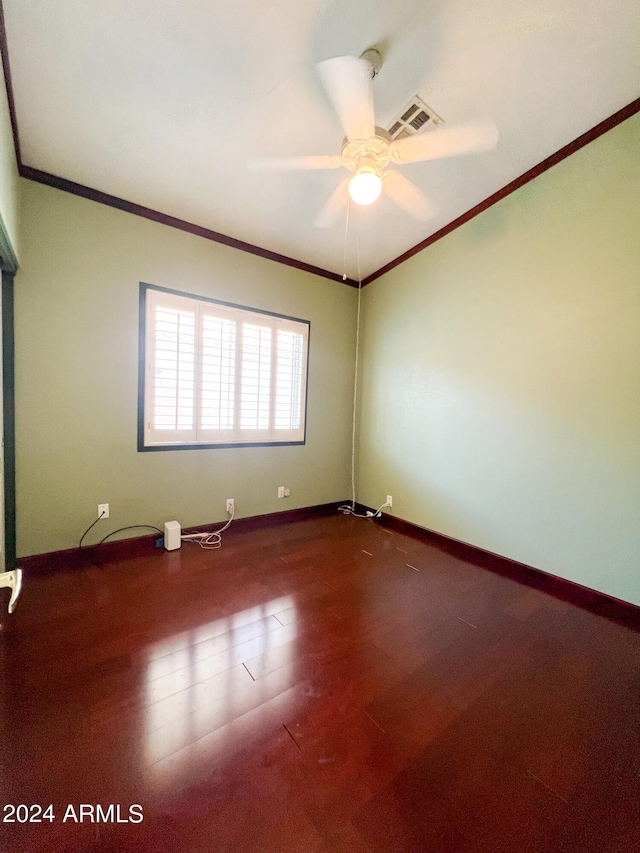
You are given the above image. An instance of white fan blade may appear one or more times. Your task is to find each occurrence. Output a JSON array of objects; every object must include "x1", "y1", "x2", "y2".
[
  {"x1": 316, "y1": 56, "x2": 375, "y2": 141},
  {"x1": 247, "y1": 155, "x2": 342, "y2": 172},
  {"x1": 389, "y1": 120, "x2": 498, "y2": 165},
  {"x1": 383, "y1": 171, "x2": 435, "y2": 221},
  {"x1": 315, "y1": 178, "x2": 350, "y2": 229}
]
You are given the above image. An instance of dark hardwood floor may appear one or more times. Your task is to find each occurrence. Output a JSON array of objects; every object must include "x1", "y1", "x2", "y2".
[{"x1": 1, "y1": 513, "x2": 638, "y2": 852}]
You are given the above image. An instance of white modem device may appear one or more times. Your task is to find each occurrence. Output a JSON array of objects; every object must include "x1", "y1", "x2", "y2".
[{"x1": 164, "y1": 520, "x2": 181, "y2": 551}]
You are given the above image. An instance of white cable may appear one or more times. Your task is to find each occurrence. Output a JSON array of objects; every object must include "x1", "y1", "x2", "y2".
[
  {"x1": 181, "y1": 506, "x2": 235, "y2": 549},
  {"x1": 338, "y1": 502, "x2": 369, "y2": 517},
  {"x1": 339, "y1": 499, "x2": 390, "y2": 519},
  {"x1": 339, "y1": 214, "x2": 369, "y2": 519},
  {"x1": 370, "y1": 500, "x2": 391, "y2": 518},
  {"x1": 352, "y1": 224, "x2": 362, "y2": 508}
]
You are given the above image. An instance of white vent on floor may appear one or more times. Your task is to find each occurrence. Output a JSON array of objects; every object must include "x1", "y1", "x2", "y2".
[{"x1": 386, "y1": 96, "x2": 443, "y2": 140}]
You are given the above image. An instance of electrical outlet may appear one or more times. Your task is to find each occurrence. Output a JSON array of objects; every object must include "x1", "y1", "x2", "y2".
[
  {"x1": 277, "y1": 486, "x2": 285, "y2": 499},
  {"x1": 386, "y1": 495, "x2": 393, "y2": 508},
  {"x1": 226, "y1": 498, "x2": 234, "y2": 514},
  {"x1": 98, "y1": 503, "x2": 109, "y2": 519}
]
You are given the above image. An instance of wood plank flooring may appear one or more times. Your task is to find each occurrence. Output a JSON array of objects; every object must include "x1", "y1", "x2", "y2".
[{"x1": 1, "y1": 514, "x2": 638, "y2": 852}]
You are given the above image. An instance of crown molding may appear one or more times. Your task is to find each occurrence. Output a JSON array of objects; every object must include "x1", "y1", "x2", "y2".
[
  {"x1": 0, "y1": 1, "x2": 359, "y2": 288},
  {"x1": 362, "y1": 96, "x2": 640, "y2": 286},
  {"x1": 1, "y1": 2, "x2": 638, "y2": 290},
  {"x1": 20, "y1": 165, "x2": 360, "y2": 287},
  {"x1": 0, "y1": 0, "x2": 20, "y2": 166}
]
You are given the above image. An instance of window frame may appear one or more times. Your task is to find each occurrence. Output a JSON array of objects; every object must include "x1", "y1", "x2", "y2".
[{"x1": 138, "y1": 282, "x2": 310, "y2": 451}]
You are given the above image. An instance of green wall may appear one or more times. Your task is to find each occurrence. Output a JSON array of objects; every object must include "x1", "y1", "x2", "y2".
[
  {"x1": 14, "y1": 112, "x2": 640, "y2": 607},
  {"x1": 357, "y1": 113, "x2": 640, "y2": 606},
  {"x1": 16, "y1": 181, "x2": 356, "y2": 556},
  {"x1": 0, "y1": 63, "x2": 19, "y2": 263}
]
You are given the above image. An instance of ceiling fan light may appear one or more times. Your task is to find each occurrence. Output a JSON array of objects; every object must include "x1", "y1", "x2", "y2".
[{"x1": 349, "y1": 169, "x2": 382, "y2": 206}]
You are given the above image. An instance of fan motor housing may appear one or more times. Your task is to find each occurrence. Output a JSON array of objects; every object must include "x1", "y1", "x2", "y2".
[{"x1": 341, "y1": 128, "x2": 392, "y2": 172}]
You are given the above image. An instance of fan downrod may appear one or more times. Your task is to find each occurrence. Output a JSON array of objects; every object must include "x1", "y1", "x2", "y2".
[{"x1": 359, "y1": 48, "x2": 382, "y2": 79}]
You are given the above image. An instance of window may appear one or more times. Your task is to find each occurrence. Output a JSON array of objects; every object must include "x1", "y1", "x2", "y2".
[{"x1": 139, "y1": 284, "x2": 309, "y2": 449}]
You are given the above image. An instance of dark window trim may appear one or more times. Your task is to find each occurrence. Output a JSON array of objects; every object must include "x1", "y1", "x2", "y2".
[
  {"x1": 140, "y1": 440, "x2": 306, "y2": 452},
  {"x1": 138, "y1": 282, "x2": 310, "y2": 452},
  {"x1": 141, "y1": 281, "x2": 312, "y2": 325}
]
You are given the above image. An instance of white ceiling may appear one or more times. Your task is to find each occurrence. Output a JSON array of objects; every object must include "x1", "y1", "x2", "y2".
[{"x1": 5, "y1": 0, "x2": 640, "y2": 280}]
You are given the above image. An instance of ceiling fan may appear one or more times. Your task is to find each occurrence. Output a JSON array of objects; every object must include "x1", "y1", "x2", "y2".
[{"x1": 248, "y1": 49, "x2": 498, "y2": 228}]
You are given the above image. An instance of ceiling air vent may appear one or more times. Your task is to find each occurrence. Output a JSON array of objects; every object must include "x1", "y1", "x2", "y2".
[{"x1": 386, "y1": 96, "x2": 443, "y2": 140}]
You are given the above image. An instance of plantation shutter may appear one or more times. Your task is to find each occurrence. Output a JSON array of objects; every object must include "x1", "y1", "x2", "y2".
[
  {"x1": 145, "y1": 290, "x2": 197, "y2": 444},
  {"x1": 275, "y1": 328, "x2": 305, "y2": 431},
  {"x1": 197, "y1": 307, "x2": 237, "y2": 442},
  {"x1": 240, "y1": 323, "x2": 272, "y2": 432},
  {"x1": 144, "y1": 287, "x2": 308, "y2": 447}
]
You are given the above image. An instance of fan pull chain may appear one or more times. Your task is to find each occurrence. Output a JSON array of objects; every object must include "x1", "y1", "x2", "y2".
[{"x1": 342, "y1": 195, "x2": 351, "y2": 280}]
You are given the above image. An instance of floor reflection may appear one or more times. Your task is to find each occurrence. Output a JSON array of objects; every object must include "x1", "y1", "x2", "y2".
[{"x1": 144, "y1": 596, "x2": 296, "y2": 769}]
